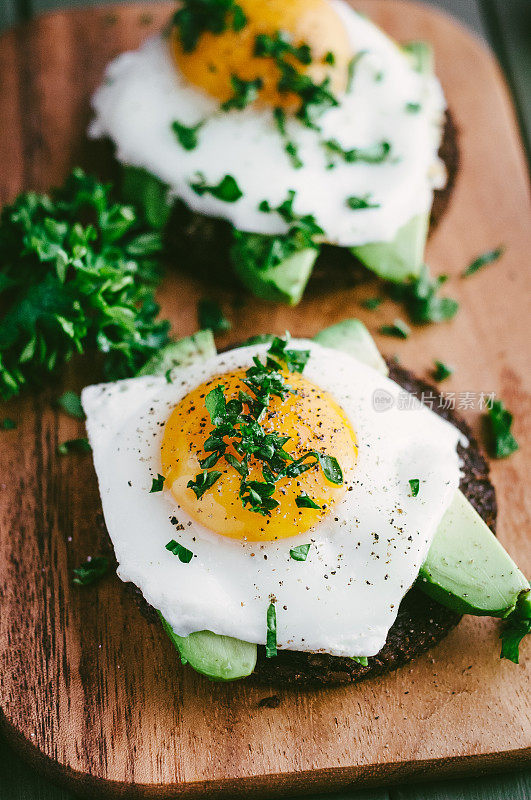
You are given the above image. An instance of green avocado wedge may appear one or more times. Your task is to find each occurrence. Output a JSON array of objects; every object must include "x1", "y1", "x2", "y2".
[
  {"x1": 159, "y1": 615, "x2": 257, "y2": 681},
  {"x1": 313, "y1": 318, "x2": 389, "y2": 376},
  {"x1": 418, "y1": 489, "x2": 529, "y2": 617},
  {"x1": 136, "y1": 330, "x2": 216, "y2": 377},
  {"x1": 351, "y1": 213, "x2": 428, "y2": 283}
]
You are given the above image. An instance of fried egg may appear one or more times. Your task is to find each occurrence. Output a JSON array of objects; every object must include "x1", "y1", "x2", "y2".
[
  {"x1": 89, "y1": 0, "x2": 446, "y2": 247},
  {"x1": 82, "y1": 342, "x2": 463, "y2": 657}
]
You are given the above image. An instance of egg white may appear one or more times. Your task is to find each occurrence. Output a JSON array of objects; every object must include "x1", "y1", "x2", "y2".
[
  {"x1": 82, "y1": 342, "x2": 463, "y2": 658},
  {"x1": 89, "y1": 0, "x2": 446, "y2": 247}
]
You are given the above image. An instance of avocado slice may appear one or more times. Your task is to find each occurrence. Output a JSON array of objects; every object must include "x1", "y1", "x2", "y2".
[
  {"x1": 313, "y1": 319, "x2": 389, "y2": 376},
  {"x1": 122, "y1": 166, "x2": 172, "y2": 229},
  {"x1": 418, "y1": 490, "x2": 529, "y2": 616},
  {"x1": 351, "y1": 213, "x2": 428, "y2": 283},
  {"x1": 160, "y1": 615, "x2": 257, "y2": 681},
  {"x1": 231, "y1": 231, "x2": 319, "y2": 305},
  {"x1": 136, "y1": 330, "x2": 216, "y2": 377},
  {"x1": 402, "y1": 40, "x2": 435, "y2": 74}
]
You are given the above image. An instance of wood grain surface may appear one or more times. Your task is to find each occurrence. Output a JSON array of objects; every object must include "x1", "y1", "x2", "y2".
[{"x1": 0, "y1": 2, "x2": 530, "y2": 797}]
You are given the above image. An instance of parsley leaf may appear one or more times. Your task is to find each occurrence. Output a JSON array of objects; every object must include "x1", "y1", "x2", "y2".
[
  {"x1": 346, "y1": 194, "x2": 380, "y2": 210},
  {"x1": 295, "y1": 493, "x2": 320, "y2": 510},
  {"x1": 222, "y1": 75, "x2": 263, "y2": 111},
  {"x1": 73, "y1": 555, "x2": 109, "y2": 586},
  {"x1": 485, "y1": 399, "x2": 519, "y2": 459},
  {"x1": 432, "y1": 360, "x2": 453, "y2": 382},
  {"x1": 273, "y1": 108, "x2": 303, "y2": 169},
  {"x1": 409, "y1": 478, "x2": 420, "y2": 497},
  {"x1": 57, "y1": 437, "x2": 91, "y2": 455},
  {"x1": 166, "y1": 539, "x2": 194, "y2": 563},
  {"x1": 173, "y1": 0, "x2": 246, "y2": 52},
  {"x1": 171, "y1": 119, "x2": 204, "y2": 150},
  {"x1": 389, "y1": 265, "x2": 459, "y2": 324},
  {"x1": 346, "y1": 50, "x2": 368, "y2": 91},
  {"x1": 406, "y1": 102, "x2": 421, "y2": 113},
  {"x1": 324, "y1": 139, "x2": 391, "y2": 165},
  {"x1": 205, "y1": 384, "x2": 227, "y2": 425},
  {"x1": 0, "y1": 168, "x2": 170, "y2": 400},
  {"x1": 361, "y1": 297, "x2": 383, "y2": 310},
  {"x1": 290, "y1": 542, "x2": 311, "y2": 560},
  {"x1": 198, "y1": 298, "x2": 231, "y2": 333},
  {"x1": 150, "y1": 473, "x2": 166, "y2": 493},
  {"x1": 379, "y1": 319, "x2": 411, "y2": 339},
  {"x1": 318, "y1": 453, "x2": 343, "y2": 484},
  {"x1": 352, "y1": 656, "x2": 368, "y2": 666},
  {"x1": 187, "y1": 469, "x2": 222, "y2": 498},
  {"x1": 259, "y1": 190, "x2": 324, "y2": 253},
  {"x1": 56, "y1": 391, "x2": 84, "y2": 419},
  {"x1": 266, "y1": 602, "x2": 277, "y2": 657},
  {"x1": 190, "y1": 173, "x2": 243, "y2": 202},
  {"x1": 500, "y1": 595, "x2": 531, "y2": 664},
  {"x1": 324, "y1": 51, "x2": 335, "y2": 65},
  {"x1": 462, "y1": 246, "x2": 504, "y2": 277},
  {"x1": 268, "y1": 335, "x2": 310, "y2": 373},
  {"x1": 1, "y1": 417, "x2": 16, "y2": 430}
]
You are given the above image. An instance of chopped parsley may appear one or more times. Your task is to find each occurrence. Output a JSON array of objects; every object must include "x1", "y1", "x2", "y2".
[
  {"x1": 324, "y1": 139, "x2": 391, "y2": 165},
  {"x1": 173, "y1": 0, "x2": 246, "y2": 53},
  {"x1": 57, "y1": 437, "x2": 91, "y2": 455},
  {"x1": 462, "y1": 246, "x2": 504, "y2": 277},
  {"x1": 409, "y1": 478, "x2": 420, "y2": 497},
  {"x1": 56, "y1": 391, "x2": 84, "y2": 420},
  {"x1": 432, "y1": 360, "x2": 453, "y2": 382},
  {"x1": 198, "y1": 299, "x2": 231, "y2": 333},
  {"x1": 187, "y1": 337, "x2": 343, "y2": 515},
  {"x1": 1, "y1": 417, "x2": 16, "y2": 430},
  {"x1": 290, "y1": 542, "x2": 311, "y2": 561},
  {"x1": 500, "y1": 603, "x2": 531, "y2": 664},
  {"x1": 73, "y1": 556, "x2": 109, "y2": 586},
  {"x1": 295, "y1": 493, "x2": 320, "y2": 510},
  {"x1": 361, "y1": 297, "x2": 383, "y2": 310},
  {"x1": 324, "y1": 51, "x2": 335, "y2": 65},
  {"x1": 485, "y1": 399, "x2": 519, "y2": 459},
  {"x1": 352, "y1": 656, "x2": 368, "y2": 666},
  {"x1": 150, "y1": 473, "x2": 166, "y2": 493},
  {"x1": 190, "y1": 173, "x2": 243, "y2": 202},
  {"x1": 388, "y1": 265, "x2": 459, "y2": 324},
  {"x1": 171, "y1": 119, "x2": 204, "y2": 150},
  {"x1": 273, "y1": 108, "x2": 303, "y2": 169},
  {"x1": 254, "y1": 31, "x2": 312, "y2": 66},
  {"x1": 222, "y1": 75, "x2": 263, "y2": 111},
  {"x1": 346, "y1": 194, "x2": 380, "y2": 210},
  {"x1": 166, "y1": 539, "x2": 194, "y2": 563},
  {"x1": 0, "y1": 169, "x2": 170, "y2": 400},
  {"x1": 379, "y1": 319, "x2": 411, "y2": 339},
  {"x1": 266, "y1": 602, "x2": 277, "y2": 657},
  {"x1": 406, "y1": 101, "x2": 422, "y2": 113},
  {"x1": 346, "y1": 50, "x2": 368, "y2": 92},
  {"x1": 259, "y1": 190, "x2": 324, "y2": 254}
]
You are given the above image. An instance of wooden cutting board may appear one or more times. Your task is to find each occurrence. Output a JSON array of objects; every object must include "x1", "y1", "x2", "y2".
[{"x1": 0, "y1": 2, "x2": 530, "y2": 797}]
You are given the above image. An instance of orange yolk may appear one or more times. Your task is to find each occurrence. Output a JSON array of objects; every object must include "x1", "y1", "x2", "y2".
[
  {"x1": 170, "y1": 0, "x2": 352, "y2": 111},
  {"x1": 161, "y1": 369, "x2": 357, "y2": 541}
]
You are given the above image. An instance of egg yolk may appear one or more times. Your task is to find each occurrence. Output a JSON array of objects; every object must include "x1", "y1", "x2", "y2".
[
  {"x1": 170, "y1": 0, "x2": 352, "y2": 111},
  {"x1": 161, "y1": 369, "x2": 357, "y2": 541}
]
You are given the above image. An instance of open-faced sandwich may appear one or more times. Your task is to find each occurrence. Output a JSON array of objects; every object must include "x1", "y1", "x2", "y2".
[
  {"x1": 89, "y1": 0, "x2": 458, "y2": 305},
  {"x1": 81, "y1": 321, "x2": 530, "y2": 684}
]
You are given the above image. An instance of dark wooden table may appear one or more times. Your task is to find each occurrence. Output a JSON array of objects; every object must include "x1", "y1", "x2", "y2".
[{"x1": 0, "y1": 1, "x2": 529, "y2": 798}]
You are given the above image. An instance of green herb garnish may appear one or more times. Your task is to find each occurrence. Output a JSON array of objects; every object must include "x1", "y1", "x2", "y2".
[
  {"x1": 485, "y1": 399, "x2": 519, "y2": 459},
  {"x1": 406, "y1": 102, "x2": 421, "y2": 113},
  {"x1": 1, "y1": 418, "x2": 16, "y2": 430},
  {"x1": 361, "y1": 297, "x2": 383, "y2": 310},
  {"x1": 346, "y1": 50, "x2": 368, "y2": 92},
  {"x1": 352, "y1": 656, "x2": 368, "y2": 666},
  {"x1": 222, "y1": 75, "x2": 263, "y2": 111},
  {"x1": 0, "y1": 168, "x2": 170, "y2": 400},
  {"x1": 198, "y1": 299, "x2": 231, "y2": 333},
  {"x1": 268, "y1": 335, "x2": 310, "y2": 373},
  {"x1": 324, "y1": 139, "x2": 391, "y2": 164},
  {"x1": 190, "y1": 173, "x2": 243, "y2": 202},
  {"x1": 346, "y1": 194, "x2": 380, "y2": 210},
  {"x1": 324, "y1": 51, "x2": 335, "y2": 65},
  {"x1": 56, "y1": 391, "x2": 84, "y2": 420},
  {"x1": 173, "y1": 0, "x2": 246, "y2": 52},
  {"x1": 379, "y1": 319, "x2": 411, "y2": 339},
  {"x1": 273, "y1": 108, "x2": 303, "y2": 169},
  {"x1": 388, "y1": 265, "x2": 459, "y2": 324},
  {"x1": 57, "y1": 437, "x2": 91, "y2": 455},
  {"x1": 290, "y1": 543, "x2": 311, "y2": 561},
  {"x1": 254, "y1": 31, "x2": 312, "y2": 66},
  {"x1": 295, "y1": 493, "x2": 320, "y2": 510},
  {"x1": 409, "y1": 478, "x2": 420, "y2": 497},
  {"x1": 266, "y1": 602, "x2": 277, "y2": 657},
  {"x1": 171, "y1": 119, "x2": 204, "y2": 150},
  {"x1": 500, "y1": 597, "x2": 531, "y2": 664},
  {"x1": 432, "y1": 360, "x2": 453, "y2": 382},
  {"x1": 150, "y1": 473, "x2": 166, "y2": 493},
  {"x1": 73, "y1": 556, "x2": 109, "y2": 586},
  {"x1": 187, "y1": 469, "x2": 223, "y2": 499},
  {"x1": 462, "y1": 246, "x2": 504, "y2": 277},
  {"x1": 166, "y1": 539, "x2": 194, "y2": 563},
  {"x1": 258, "y1": 190, "x2": 323, "y2": 255}
]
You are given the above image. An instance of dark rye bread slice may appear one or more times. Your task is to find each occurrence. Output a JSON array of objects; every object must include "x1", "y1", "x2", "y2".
[
  {"x1": 251, "y1": 360, "x2": 495, "y2": 687},
  {"x1": 164, "y1": 111, "x2": 460, "y2": 292},
  {"x1": 120, "y1": 357, "x2": 496, "y2": 687}
]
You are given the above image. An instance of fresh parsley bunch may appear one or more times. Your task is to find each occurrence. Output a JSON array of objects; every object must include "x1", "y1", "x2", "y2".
[{"x1": 0, "y1": 168, "x2": 170, "y2": 400}]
